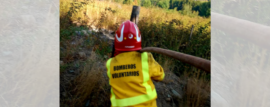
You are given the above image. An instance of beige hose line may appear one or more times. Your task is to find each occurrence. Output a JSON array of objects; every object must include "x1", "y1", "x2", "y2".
[{"x1": 140, "y1": 47, "x2": 211, "y2": 73}]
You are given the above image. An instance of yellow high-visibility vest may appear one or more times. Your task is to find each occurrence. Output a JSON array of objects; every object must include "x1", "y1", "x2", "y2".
[{"x1": 106, "y1": 51, "x2": 165, "y2": 107}]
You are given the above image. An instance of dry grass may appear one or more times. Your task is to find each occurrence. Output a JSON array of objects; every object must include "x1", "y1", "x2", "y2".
[
  {"x1": 60, "y1": 0, "x2": 210, "y2": 31},
  {"x1": 179, "y1": 70, "x2": 210, "y2": 107},
  {"x1": 73, "y1": 52, "x2": 110, "y2": 107},
  {"x1": 159, "y1": 58, "x2": 210, "y2": 107},
  {"x1": 61, "y1": 52, "x2": 110, "y2": 107}
]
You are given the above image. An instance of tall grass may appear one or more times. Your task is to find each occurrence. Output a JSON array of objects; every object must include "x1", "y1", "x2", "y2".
[
  {"x1": 180, "y1": 70, "x2": 210, "y2": 107},
  {"x1": 72, "y1": 52, "x2": 110, "y2": 107},
  {"x1": 61, "y1": 52, "x2": 110, "y2": 107},
  {"x1": 60, "y1": 0, "x2": 210, "y2": 107}
]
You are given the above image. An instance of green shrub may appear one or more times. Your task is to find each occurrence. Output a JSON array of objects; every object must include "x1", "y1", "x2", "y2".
[
  {"x1": 157, "y1": 0, "x2": 170, "y2": 9},
  {"x1": 136, "y1": 0, "x2": 141, "y2": 6},
  {"x1": 123, "y1": 0, "x2": 133, "y2": 5},
  {"x1": 192, "y1": 1, "x2": 211, "y2": 17},
  {"x1": 114, "y1": 0, "x2": 124, "y2": 3},
  {"x1": 142, "y1": 0, "x2": 152, "y2": 7},
  {"x1": 198, "y1": 2, "x2": 210, "y2": 17},
  {"x1": 138, "y1": 18, "x2": 210, "y2": 76}
]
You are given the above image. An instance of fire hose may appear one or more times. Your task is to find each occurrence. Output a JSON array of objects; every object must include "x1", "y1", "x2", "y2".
[{"x1": 111, "y1": 44, "x2": 210, "y2": 73}]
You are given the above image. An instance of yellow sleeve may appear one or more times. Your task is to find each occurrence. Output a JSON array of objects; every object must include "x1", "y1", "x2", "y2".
[{"x1": 147, "y1": 53, "x2": 165, "y2": 81}]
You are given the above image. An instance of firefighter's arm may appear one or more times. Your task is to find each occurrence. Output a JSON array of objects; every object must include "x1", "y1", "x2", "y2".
[{"x1": 148, "y1": 53, "x2": 165, "y2": 81}]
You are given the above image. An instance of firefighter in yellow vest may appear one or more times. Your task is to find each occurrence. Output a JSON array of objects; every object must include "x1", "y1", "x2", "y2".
[{"x1": 106, "y1": 21, "x2": 165, "y2": 107}]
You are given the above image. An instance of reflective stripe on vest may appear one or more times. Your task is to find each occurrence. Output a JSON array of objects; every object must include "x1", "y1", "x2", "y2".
[
  {"x1": 106, "y1": 52, "x2": 157, "y2": 106},
  {"x1": 106, "y1": 58, "x2": 113, "y2": 85}
]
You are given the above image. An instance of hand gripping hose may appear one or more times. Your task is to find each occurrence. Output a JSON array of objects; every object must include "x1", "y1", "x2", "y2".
[{"x1": 140, "y1": 47, "x2": 211, "y2": 73}]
